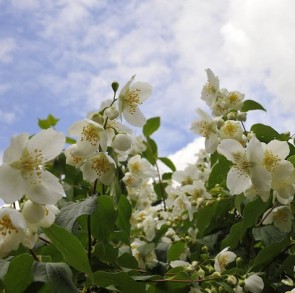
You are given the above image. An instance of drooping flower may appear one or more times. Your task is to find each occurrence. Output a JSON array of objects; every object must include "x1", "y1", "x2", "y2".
[
  {"x1": 244, "y1": 274, "x2": 264, "y2": 293},
  {"x1": 0, "y1": 207, "x2": 27, "y2": 258},
  {"x1": 217, "y1": 137, "x2": 271, "y2": 195},
  {"x1": 0, "y1": 129, "x2": 65, "y2": 204},
  {"x1": 191, "y1": 108, "x2": 219, "y2": 153},
  {"x1": 262, "y1": 205, "x2": 294, "y2": 233},
  {"x1": 118, "y1": 75, "x2": 152, "y2": 127},
  {"x1": 214, "y1": 247, "x2": 237, "y2": 272}
]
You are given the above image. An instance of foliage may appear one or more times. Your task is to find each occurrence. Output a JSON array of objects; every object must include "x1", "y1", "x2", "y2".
[{"x1": 0, "y1": 71, "x2": 294, "y2": 293}]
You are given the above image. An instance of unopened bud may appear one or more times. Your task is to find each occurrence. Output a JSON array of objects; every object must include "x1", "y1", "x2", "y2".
[
  {"x1": 227, "y1": 112, "x2": 236, "y2": 120},
  {"x1": 105, "y1": 107, "x2": 119, "y2": 120},
  {"x1": 211, "y1": 271, "x2": 221, "y2": 278},
  {"x1": 227, "y1": 275, "x2": 237, "y2": 286},
  {"x1": 112, "y1": 133, "x2": 132, "y2": 152},
  {"x1": 236, "y1": 257, "x2": 243, "y2": 267},
  {"x1": 111, "y1": 81, "x2": 119, "y2": 93},
  {"x1": 237, "y1": 111, "x2": 247, "y2": 122}
]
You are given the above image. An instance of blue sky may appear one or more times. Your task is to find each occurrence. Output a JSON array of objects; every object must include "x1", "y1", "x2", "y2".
[{"x1": 1, "y1": 0, "x2": 295, "y2": 165}]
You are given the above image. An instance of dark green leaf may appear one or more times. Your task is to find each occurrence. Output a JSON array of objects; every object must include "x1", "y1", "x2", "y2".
[
  {"x1": 241, "y1": 99, "x2": 266, "y2": 112},
  {"x1": 207, "y1": 154, "x2": 231, "y2": 189},
  {"x1": 252, "y1": 237, "x2": 290, "y2": 270},
  {"x1": 33, "y1": 262, "x2": 79, "y2": 293},
  {"x1": 55, "y1": 196, "x2": 97, "y2": 231},
  {"x1": 43, "y1": 224, "x2": 92, "y2": 278},
  {"x1": 250, "y1": 123, "x2": 281, "y2": 143},
  {"x1": 3, "y1": 254, "x2": 34, "y2": 293},
  {"x1": 167, "y1": 242, "x2": 186, "y2": 261},
  {"x1": 65, "y1": 136, "x2": 76, "y2": 144},
  {"x1": 252, "y1": 226, "x2": 286, "y2": 245},
  {"x1": 117, "y1": 253, "x2": 138, "y2": 269},
  {"x1": 158, "y1": 157, "x2": 176, "y2": 172},
  {"x1": 222, "y1": 197, "x2": 270, "y2": 249},
  {"x1": 287, "y1": 155, "x2": 295, "y2": 167},
  {"x1": 91, "y1": 195, "x2": 117, "y2": 241},
  {"x1": 93, "y1": 271, "x2": 146, "y2": 292},
  {"x1": 143, "y1": 117, "x2": 160, "y2": 137},
  {"x1": 116, "y1": 195, "x2": 132, "y2": 234},
  {"x1": 93, "y1": 242, "x2": 118, "y2": 265}
]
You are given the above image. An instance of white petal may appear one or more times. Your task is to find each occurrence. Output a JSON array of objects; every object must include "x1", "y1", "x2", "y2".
[
  {"x1": 250, "y1": 165, "x2": 271, "y2": 192},
  {"x1": 0, "y1": 165, "x2": 25, "y2": 203},
  {"x1": 68, "y1": 120, "x2": 87, "y2": 135},
  {"x1": 28, "y1": 129, "x2": 65, "y2": 161},
  {"x1": 205, "y1": 134, "x2": 219, "y2": 154},
  {"x1": 267, "y1": 140, "x2": 289, "y2": 159},
  {"x1": 26, "y1": 171, "x2": 64, "y2": 205},
  {"x1": 131, "y1": 82, "x2": 152, "y2": 102},
  {"x1": 3, "y1": 133, "x2": 29, "y2": 163},
  {"x1": 123, "y1": 107, "x2": 146, "y2": 127},
  {"x1": 245, "y1": 274, "x2": 264, "y2": 293},
  {"x1": 217, "y1": 139, "x2": 244, "y2": 162},
  {"x1": 247, "y1": 136, "x2": 263, "y2": 162},
  {"x1": 227, "y1": 167, "x2": 252, "y2": 194}
]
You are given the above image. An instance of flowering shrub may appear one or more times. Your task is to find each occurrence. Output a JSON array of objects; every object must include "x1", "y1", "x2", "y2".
[{"x1": 0, "y1": 70, "x2": 294, "y2": 293}]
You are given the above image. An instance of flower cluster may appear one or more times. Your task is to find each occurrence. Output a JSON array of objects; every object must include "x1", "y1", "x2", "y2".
[{"x1": 0, "y1": 71, "x2": 294, "y2": 293}]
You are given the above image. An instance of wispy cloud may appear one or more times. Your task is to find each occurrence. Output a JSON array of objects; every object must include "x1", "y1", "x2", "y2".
[{"x1": 1, "y1": 0, "x2": 295, "y2": 156}]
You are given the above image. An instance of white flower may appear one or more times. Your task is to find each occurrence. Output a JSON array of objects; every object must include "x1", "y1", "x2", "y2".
[
  {"x1": 118, "y1": 75, "x2": 152, "y2": 127},
  {"x1": 0, "y1": 129, "x2": 65, "y2": 205},
  {"x1": 64, "y1": 144, "x2": 87, "y2": 167},
  {"x1": 244, "y1": 274, "x2": 264, "y2": 293},
  {"x1": 22, "y1": 199, "x2": 60, "y2": 228},
  {"x1": 191, "y1": 108, "x2": 219, "y2": 153},
  {"x1": 225, "y1": 91, "x2": 244, "y2": 111},
  {"x1": 201, "y1": 68, "x2": 219, "y2": 107},
  {"x1": 170, "y1": 260, "x2": 191, "y2": 268},
  {"x1": 219, "y1": 120, "x2": 244, "y2": 141},
  {"x1": 262, "y1": 206, "x2": 293, "y2": 233},
  {"x1": 214, "y1": 247, "x2": 237, "y2": 272},
  {"x1": 127, "y1": 155, "x2": 157, "y2": 179},
  {"x1": 80, "y1": 152, "x2": 116, "y2": 185},
  {"x1": 68, "y1": 119, "x2": 108, "y2": 154},
  {"x1": 0, "y1": 207, "x2": 27, "y2": 258},
  {"x1": 217, "y1": 137, "x2": 271, "y2": 195}
]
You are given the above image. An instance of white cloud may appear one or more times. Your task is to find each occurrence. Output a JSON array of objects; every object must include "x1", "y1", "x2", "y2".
[
  {"x1": 0, "y1": 38, "x2": 16, "y2": 63},
  {"x1": 169, "y1": 137, "x2": 205, "y2": 170},
  {"x1": 0, "y1": 110, "x2": 16, "y2": 125}
]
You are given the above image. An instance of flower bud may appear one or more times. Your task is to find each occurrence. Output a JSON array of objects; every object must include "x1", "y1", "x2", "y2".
[
  {"x1": 22, "y1": 200, "x2": 45, "y2": 223},
  {"x1": 105, "y1": 107, "x2": 119, "y2": 120},
  {"x1": 111, "y1": 81, "x2": 120, "y2": 93},
  {"x1": 112, "y1": 133, "x2": 132, "y2": 152},
  {"x1": 237, "y1": 111, "x2": 247, "y2": 122},
  {"x1": 227, "y1": 112, "x2": 236, "y2": 120},
  {"x1": 226, "y1": 275, "x2": 237, "y2": 286}
]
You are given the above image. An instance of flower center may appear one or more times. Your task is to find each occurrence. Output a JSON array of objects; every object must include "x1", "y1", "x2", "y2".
[
  {"x1": 90, "y1": 155, "x2": 111, "y2": 176},
  {"x1": 227, "y1": 92, "x2": 239, "y2": 105},
  {"x1": 222, "y1": 122, "x2": 238, "y2": 137},
  {"x1": 262, "y1": 150, "x2": 280, "y2": 172},
  {"x1": 11, "y1": 148, "x2": 43, "y2": 180},
  {"x1": 197, "y1": 121, "x2": 211, "y2": 138},
  {"x1": 81, "y1": 124, "x2": 100, "y2": 146},
  {"x1": 125, "y1": 88, "x2": 142, "y2": 114},
  {"x1": 0, "y1": 215, "x2": 18, "y2": 236}
]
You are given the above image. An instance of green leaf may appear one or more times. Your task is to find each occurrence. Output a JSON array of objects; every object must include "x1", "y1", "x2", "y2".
[
  {"x1": 43, "y1": 224, "x2": 92, "y2": 278},
  {"x1": 241, "y1": 99, "x2": 266, "y2": 112},
  {"x1": 3, "y1": 254, "x2": 34, "y2": 293},
  {"x1": 93, "y1": 271, "x2": 146, "y2": 292},
  {"x1": 65, "y1": 136, "x2": 76, "y2": 144},
  {"x1": 196, "y1": 199, "x2": 233, "y2": 237},
  {"x1": 117, "y1": 253, "x2": 138, "y2": 269},
  {"x1": 207, "y1": 154, "x2": 231, "y2": 189},
  {"x1": 250, "y1": 123, "x2": 281, "y2": 143},
  {"x1": 38, "y1": 114, "x2": 59, "y2": 129},
  {"x1": 222, "y1": 196, "x2": 270, "y2": 249},
  {"x1": 158, "y1": 157, "x2": 176, "y2": 172},
  {"x1": 91, "y1": 195, "x2": 117, "y2": 241},
  {"x1": 252, "y1": 237, "x2": 290, "y2": 270},
  {"x1": 143, "y1": 136, "x2": 158, "y2": 165},
  {"x1": 252, "y1": 225, "x2": 286, "y2": 245},
  {"x1": 167, "y1": 242, "x2": 186, "y2": 261},
  {"x1": 33, "y1": 262, "x2": 79, "y2": 293},
  {"x1": 116, "y1": 195, "x2": 132, "y2": 234},
  {"x1": 93, "y1": 242, "x2": 118, "y2": 265},
  {"x1": 287, "y1": 154, "x2": 295, "y2": 167},
  {"x1": 55, "y1": 196, "x2": 97, "y2": 231},
  {"x1": 143, "y1": 117, "x2": 160, "y2": 137}
]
